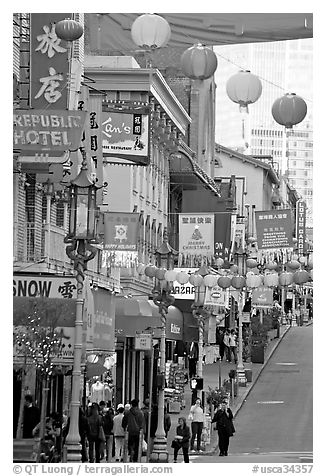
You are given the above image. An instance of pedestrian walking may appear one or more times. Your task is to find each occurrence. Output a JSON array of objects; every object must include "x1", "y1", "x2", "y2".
[
  {"x1": 212, "y1": 399, "x2": 235, "y2": 456},
  {"x1": 122, "y1": 398, "x2": 145, "y2": 462},
  {"x1": 229, "y1": 329, "x2": 238, "y2": 364},
  {"x1": 102, "y1": 404, "x2": 114, "y2": 462},
  {"x1": 223, "y1": 329, "x2": 231, "y2": 362},
  {"x1": 87, "y1": 403, "x2": 104, "y2": 463},
  {"x1": 23, "y1": 395, "x2": 40, "y2": 438},
  {"x1": 113, "y1": 404, "x2": 125, "y2": 462},
  {"x1": 164, "y1": 406, "x2": 171, "y2": 438},
  {"x1": 171, "y1": 417, "x2": 190, "y2": 463},
  {"x1": 188, "y1": 398, "x2": 204, "y2": 453},
  {"x1": 216, "y1": 329, "x2": 225, "y2": 361}
]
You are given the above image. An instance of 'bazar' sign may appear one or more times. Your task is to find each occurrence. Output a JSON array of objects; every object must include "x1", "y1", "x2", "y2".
[
  {"x1": 13, "y1": 275, "x2": 77, "y2": 299},
  {"x1": 13, "y1": 110, "x2": 86, "y2": 152}
]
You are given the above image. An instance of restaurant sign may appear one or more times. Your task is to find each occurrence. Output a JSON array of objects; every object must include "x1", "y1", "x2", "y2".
[
  {"x1": 296, "y1": 199, "x2": 306, "y2": 256},
  {"x1": 102, "y1": 105, "x2": 150, "y2": 165},
  {"x1": 13, "y1": 110, "x2": 86, "y2": 153},
  {"x1": 255, "y1": 209, "x2": 293, "y2": 250}
]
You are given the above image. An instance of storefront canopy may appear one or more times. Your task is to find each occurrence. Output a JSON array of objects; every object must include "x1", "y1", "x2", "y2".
[
  {"x1": 115, "y1": 298, "x2": 183, "y2": 340},
  {"x1": 87, "y1": 13, "x2": 312, "y2": 54}
]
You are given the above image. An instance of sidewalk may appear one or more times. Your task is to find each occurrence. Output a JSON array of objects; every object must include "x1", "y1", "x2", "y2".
[{"x1": 166, "y1": 324, "x2": 291, "y2": 459}]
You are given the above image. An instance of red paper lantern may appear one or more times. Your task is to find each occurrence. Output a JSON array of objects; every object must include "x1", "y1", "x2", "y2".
[
  {"x1": 293, "y1": 270, "x2": 310, "y2": 285},
  {"x1": 265, "y1": 262, "x2": 278, "y2": 271},
  {"x1": 272, "y1": 93, "x2": 307, "y2": 129},
  {"x1": 226, "y1": 70, "x2": 262, "y2": 112},
  {"x1": 189, "y1": 274, "x2": 204, "y2": 287},
  {"x1": 279, "y1": 272, "x2": 293, "y2": 286},
  {"x1": 144, "y1": 265, "x2": 157, "y2": 278},
  {"x1": 131, "y1": 14, "x2": 171, "y2": 49},
  {"x1": 217, "y1": 276, "x2": 231, "y2": 289},
  {"x1": 55, "y1": 18, "x2": 84, "y2": 42},
  {"x1": 287, "y1": 260, "x2": 300, "y2": 270},
  {"x1": 246, "y1": 258, "x2": 258, "y2": 269},
  {"x1": 181, "y1": 44, "x2": 217, "y2": 80},
  {"x1": 155, "y1": 267, "x2": 167, "y2": 280},
  {"x1": 231, "y1": 276, "x2": 246, "y2": 289}
]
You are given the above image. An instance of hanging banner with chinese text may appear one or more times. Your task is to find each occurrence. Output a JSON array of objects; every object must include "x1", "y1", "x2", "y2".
[
  {"x1": 30, "y1": 13, "x2": 71, "y2": 110},
  {"x1": 179, "y1": 213, "x2": 215, "y2": 266},
  {"x1": 255, "y1": 209, "x2": 293, "y2": 250},
  {"x1": 102, "y1": 104, "x2": 150, "y2": 165},
  {"x1": 296, "y1": 199, "x2": 306, "y2": 256}
]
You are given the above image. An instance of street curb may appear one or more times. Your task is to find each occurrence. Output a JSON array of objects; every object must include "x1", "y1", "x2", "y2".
[
  {"x1": 232, "y1": 326, "x2": 291, "y2": 418},
  {"x1": 202, "y1": 326, "x2": 291, "y2": 456}
]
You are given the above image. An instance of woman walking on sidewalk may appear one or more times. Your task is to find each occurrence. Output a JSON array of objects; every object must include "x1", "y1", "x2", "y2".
[
  {"x1": 212, "y1": 400, "x2": 235, "y2": 456},
  {"x1": 172, "y1": 417, "x2": 190, "y2": 463},
  {"x1": 189, "y1": 398, "x2": 204, "y2": 453}
]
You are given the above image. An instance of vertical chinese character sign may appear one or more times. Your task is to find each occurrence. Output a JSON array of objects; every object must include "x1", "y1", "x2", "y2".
[
  {"x1": 179, "y1": 214, "x2": 215, "y2": 266},
  {"x1": 296, "y1": 200, "x2": 306, "y2": 256},
  {"x1": 30, "y1": 13, "x2": 71, "y2": 110},
  {"x1": 103, "y1": 212, "x2": 140, "y2": 268}
]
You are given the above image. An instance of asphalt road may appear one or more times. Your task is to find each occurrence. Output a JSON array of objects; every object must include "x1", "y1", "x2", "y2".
[{"x1": 191, "y1": 325, "x2": 313, "y2": 464}]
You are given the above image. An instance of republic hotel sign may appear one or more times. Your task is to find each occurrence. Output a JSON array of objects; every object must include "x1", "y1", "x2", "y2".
[{"x1": 13, "y1": 110, "x2": 86, "y2": 152}]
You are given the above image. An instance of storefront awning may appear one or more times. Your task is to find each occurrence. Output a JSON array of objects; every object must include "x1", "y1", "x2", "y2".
[{"x1": 115, "y1": 298, "x2": 183, "y2": 340}]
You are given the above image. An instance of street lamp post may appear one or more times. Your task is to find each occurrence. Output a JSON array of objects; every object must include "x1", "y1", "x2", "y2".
[
  {"x1": 149, "y1": 229, "x2": 178, "y2": 463},
  {"x1": 63, "y1": 152, "x2": 101, "y2": 462}
]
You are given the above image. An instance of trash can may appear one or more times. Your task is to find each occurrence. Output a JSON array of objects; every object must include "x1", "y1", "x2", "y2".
[
  {"x1": 244, "y1": 369, "x2": 253, "y2": 382},
  {"x1": 251, "y1": 344, "x2": 265, "y2": 364}
]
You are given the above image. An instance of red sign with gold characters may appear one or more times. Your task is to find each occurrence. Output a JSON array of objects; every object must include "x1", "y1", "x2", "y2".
[
  {"x1": 255, "y1": 209, "x2": 293, "y2": 250},
  {"x1": 101, "y1": 104, "x2": 150, "y2": 165},
  {"x1": 30, "y1": 13, "x2": 72, "y2": 110}
]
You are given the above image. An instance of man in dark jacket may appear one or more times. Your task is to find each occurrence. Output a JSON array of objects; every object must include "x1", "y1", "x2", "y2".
[
  {"x1": 122, "y1": 398, "x2": 145, "y2": 462},
  {"x1": 212, "y1": 400, "x2": 235, "y2": 456},
  {"x1": 23, "y1": 395, "x2": 40, "y2": 438}
]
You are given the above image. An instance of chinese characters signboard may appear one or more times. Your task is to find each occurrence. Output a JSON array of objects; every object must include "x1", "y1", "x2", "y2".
[
  {"x1": 296, "y1": 199, "x2": 306, "y2": 256},
  {"x1": 101, "y1": 104, "x2": 150, "y2": 165},
  {"x1": 13, "y1": 110, "x2": 86, "y2": 153},
  {"x1": 179, "y1": 213, "x2": 215, "y2": 260},
  {"x1": 30, "y1": 13, "x2": 71, "y2": 110},
  {"x1": 251, "y1": 286, "x2": 274, "y2": 309},
  {"x1": 255, "y1": 209, "x2": 293, "y2": 250}
]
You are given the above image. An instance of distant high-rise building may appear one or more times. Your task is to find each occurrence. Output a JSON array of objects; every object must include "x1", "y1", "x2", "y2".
[{"x1": 214, "y1": 39, "x2": 313, "y2": 227}]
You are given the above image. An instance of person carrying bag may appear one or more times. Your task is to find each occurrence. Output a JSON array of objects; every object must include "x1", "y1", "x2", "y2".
[{"x1": 171, "y1": 417, "x2": 190, "y2": 463}]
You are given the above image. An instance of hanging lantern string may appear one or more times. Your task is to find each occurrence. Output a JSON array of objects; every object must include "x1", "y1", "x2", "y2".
[{"x1": 215, "y1": 52, "x2": 312, "y2": 103}]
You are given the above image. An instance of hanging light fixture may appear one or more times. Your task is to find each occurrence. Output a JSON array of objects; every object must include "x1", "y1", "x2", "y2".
[
  {"x1": 55, "y1": 17, "x2": 84, "y2": 42},
  {"x1": 271, "y1": 93, "x2": 307, "y2": 128},
  {"x1": 131, "y1": 13, "x2": 171, "y2": 49},
  {"x1": 226, "y1": 70, "x2": 262, "y2": 113},
  {"x1": 181, "y1": 43, "x2": 218, "y2": 80}
]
